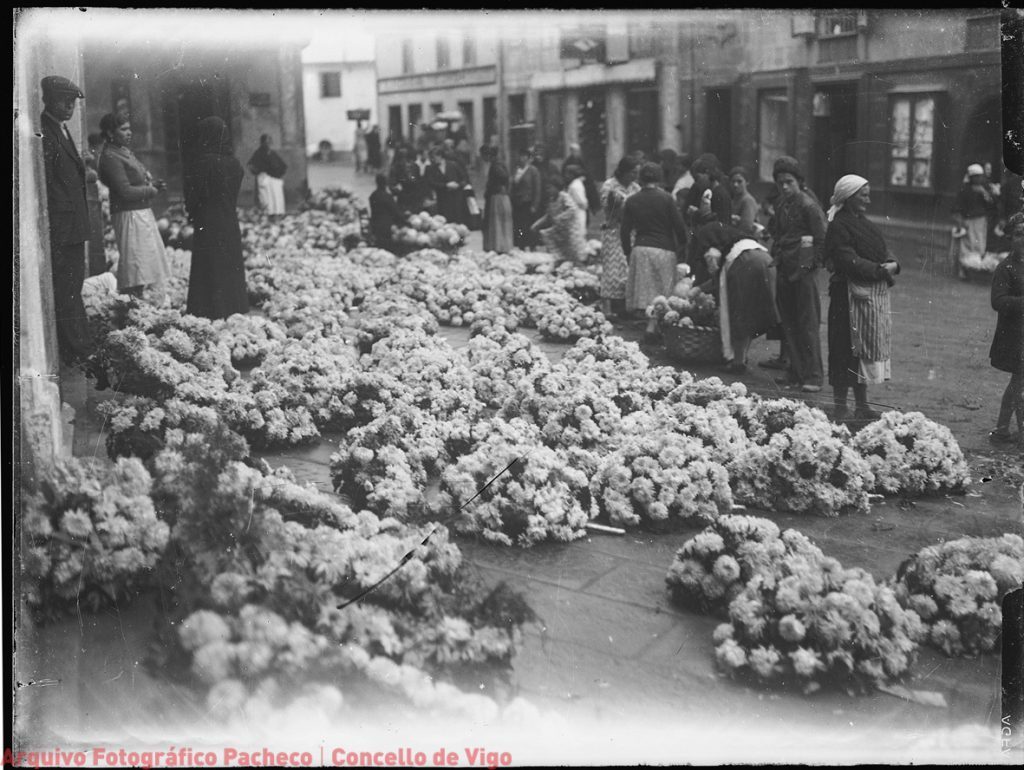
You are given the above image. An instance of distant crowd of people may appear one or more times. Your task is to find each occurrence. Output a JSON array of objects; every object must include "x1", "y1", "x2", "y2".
[{"x1": 36, "y1": 71, "x2": 1023, "y2": 444}]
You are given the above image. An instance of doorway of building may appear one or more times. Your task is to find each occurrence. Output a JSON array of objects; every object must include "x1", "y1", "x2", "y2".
[
  {"x1": 704, "y1": 87, "x2": 732, "y2": 165},
  {"x1": 962, "y1": 96, "x2": 1001, "y2": 181},
  {"x1": 578, "y1": 88, "x2": 607, "y2": 180},
  {"x1": 626, "y1": 88, "x2": 660, "y2": 161},
  {"x1": 811, "y1": 83, "x2": 858, "y2": 203},
  {"x1": 161, "y1": 74, "x2": 232, "y2": 200}
]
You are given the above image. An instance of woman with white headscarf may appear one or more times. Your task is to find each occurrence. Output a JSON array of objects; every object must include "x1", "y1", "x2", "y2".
[
  {"x1": 824, "y1": 174, "x2": 901, "y2": 422},
  {"x1": 951, "y1": 163, "x2": 999, "y2": 277}
]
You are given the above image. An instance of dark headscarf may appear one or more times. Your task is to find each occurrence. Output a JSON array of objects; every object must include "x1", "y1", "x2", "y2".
[{"x1": 195, "y1": 116, "x2": 233, "y2": 156}]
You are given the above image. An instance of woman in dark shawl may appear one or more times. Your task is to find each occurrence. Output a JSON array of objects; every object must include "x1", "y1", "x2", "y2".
[
  {"x1": 824, "y1": 174, "x2": 900, "y2": 422},
  {"x1": 695, "y1": 222, "x2": 780, "y2": 373},
  {"x1": 184, "y1": 116, "x2": 249, "y2": 320}
]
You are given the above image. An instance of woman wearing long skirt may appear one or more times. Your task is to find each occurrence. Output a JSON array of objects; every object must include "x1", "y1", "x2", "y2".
[
  {"x1": 184, "y1": 116, "x2": 249, "y2": 320},
  {"x1": 824, "y1": 174, "x2": 901, "y2": 422},
  {"x1": 621, "y1": 162, "x2": 689, "y2": 343},
  {"x1": 952, "y1": 163, "x2": 999, "y2": 277},
  {"x1": 98, "y1": 113, "x2": 171, "y2": 300},
  {"x1": 599, "y1": 157, "x2": 640, "y2": 318},
  {"x1": 481, "y1": 145, "x2": 513, "y2": 253}
]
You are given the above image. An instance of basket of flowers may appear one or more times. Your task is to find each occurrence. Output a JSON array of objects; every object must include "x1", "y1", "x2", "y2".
[{"x1": 648, "y1": 288, "x2": 722, "y2": 364}]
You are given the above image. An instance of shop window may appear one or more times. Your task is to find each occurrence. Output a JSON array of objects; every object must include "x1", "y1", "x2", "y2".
[
  {"x1": 889, "y1": 95, "x2": 935, "y2": 189},
  {"x1": 757, "y1": 90, "x2": 789, "y2": 182},
  {"x1": 437, "y1": 36, "x2": 451, "y2": 70},
  {"x1": 508, "y1": 94, "x2": 526, "y2": 127},
  {"x1": 320, "y1": 71, "x2": 341, "y2": 99}
]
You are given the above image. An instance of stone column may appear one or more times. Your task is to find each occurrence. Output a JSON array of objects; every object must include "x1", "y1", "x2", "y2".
[
  {"x1": 605, "y1": 84, "x2": 626, "y2": 175},
  {"x1": 659, "y1": 60, "x2": 682, "y2": 153},
  {"x1": 564, "y1": 90, "x2": 580, "y2": 153},
  {"x1": 16, "y1": 17, "x2": 81, "y2": 481}
]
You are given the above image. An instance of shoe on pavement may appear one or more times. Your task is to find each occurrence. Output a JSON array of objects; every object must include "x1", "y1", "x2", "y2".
[
  {"x1": 721, "y1": 361, "x2": 747, "y2": 374},
  {"x1": 854, "y1": 406, "x2": 883, "y2": 421},
  {"x1": 801, "y1": 383, "x2": 822, "y2": 393},
  {"x1": 758, "y1": 357, "x2": 789, "y2": 371},
  {"x1": 773, "y1": 376, "x2": 800, "y2": 389},
  {"x1": 989, "y1": 428, "x2": 1017, "y2": 444}
]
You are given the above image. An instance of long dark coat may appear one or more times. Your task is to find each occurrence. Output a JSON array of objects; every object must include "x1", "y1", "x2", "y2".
[
  {"x1": 184, "y1": 117, "x2": 249, "y2": 320},
  {"x1": 990, "y1": 253, "x2": 1024, "y2": 374}
]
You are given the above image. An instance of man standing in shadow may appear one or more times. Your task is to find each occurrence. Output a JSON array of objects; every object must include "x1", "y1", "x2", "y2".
[{"x1": 39, "y1": 75, "x2": 106, "y2": 389}]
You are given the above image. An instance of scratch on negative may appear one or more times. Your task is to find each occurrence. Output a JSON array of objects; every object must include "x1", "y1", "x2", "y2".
[{"x1": 335, "y1": 455, "x2": 523, "y2": 611}]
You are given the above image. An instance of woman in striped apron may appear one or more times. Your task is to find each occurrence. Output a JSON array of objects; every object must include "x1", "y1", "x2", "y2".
[{"x1": 824, "y1": 175, "x2": 901, "y2": 423}]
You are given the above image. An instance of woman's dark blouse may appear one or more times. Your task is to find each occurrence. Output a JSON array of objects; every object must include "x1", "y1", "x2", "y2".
[
  {"x1": 620, "y1": 186, "x2": 689, "y2": 255},
  {"x1": 824, "y1": 208, "x2": 898, "y2": 287}
]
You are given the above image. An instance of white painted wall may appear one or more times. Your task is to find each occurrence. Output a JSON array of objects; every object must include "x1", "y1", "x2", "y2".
[{"x1": 302, "y1": 61, "x2": 378, "y2": 155}]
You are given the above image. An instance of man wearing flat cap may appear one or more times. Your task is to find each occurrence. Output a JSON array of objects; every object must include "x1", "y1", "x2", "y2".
[{"x1": 40, "y1": 75, "x2": 103, "y2": 385}]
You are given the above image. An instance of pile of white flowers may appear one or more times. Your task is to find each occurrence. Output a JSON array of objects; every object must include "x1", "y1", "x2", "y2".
[
  {"x1": 590, "y1": 432, "x2": 733, "y2": 529},
  {"x1": 436, "y1": 418, "x2": 592, "y2": 547},
  {"x1": 852, "y1": 411, "x2": 971, "y2": 496},
  {"x1": 392, "y1": 211, "x2": 470, "y2": 254},
  {"x1": 211, "y1": 313, "x2": 288, "y2": 367},
  {"x1": 22, "y1": 457, "x2": 170, "y2": 616},
  {"x1": 893, "y1": 534, "x2": 1024, "y2": 656},
  {"x1": 714, "y1": 551, "x2": 925, "y2": 693}
]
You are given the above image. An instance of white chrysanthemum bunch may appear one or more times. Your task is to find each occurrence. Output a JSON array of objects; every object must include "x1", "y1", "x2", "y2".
[
  {"x1": 893, "y1": 534, "x2": 1024, "y2": 656},
  {"x1": 852, "y1": 411, "x2": 971, "y2": 496},
  {"x1": 329, "y1": 405, "x2": 447, "y2": 518},
  {"x1": 534, "y1": 294, "x2": 613, "y2": 342},
  {"x1": 99, "y1": 395, "x2": 224, "y2": 461},
  {"x1": 714, "y1": 552, "x2": 925, "y2": 693},
  {"x1": 732, "y1": 416, "x2": 874, "y2": 517},
  {"x1": 501, "y1": 364, "x2": 624, "y2": 460},
  {"x1": 436, "y1": 418, "x2": 593, "y2": 547},
  {"x1": 261, "y1": 286, "x2": 351, "y2": 338},
  {"x1": 666, "y1": 515, "x2": 824, "y2": 614},
  {"x1": 463, "y1": 331, "x2": 552, "y2": 409},
  {"x1": 22, "y1": 457, "x2": 170, "y2": 613},
  {"x1": 591, "y1": 432, "x2": 733, "y2": 529},
  {"x1": 552, "y1": 261, "x2": 602, "y2": 304},
  {"x1": 647, "y1": 292, "x2": 718, "y2": 329},
  {"x1": 211, "y1": 313, "x2": 288, "y2": 367},
  {"x1": 364, "y1": 330, "x2": 483, "y2": 422},
  {"x1": 655, "y1": 400, "x2": 750, "y2": 469},
  {"x1": 214, "y1": 379, "x2": 320, "y2": 449},
  {"x1": 350, "y1": 290, "x2": 439, "y2": 353},
  {"x1": 248, "y1": 334, "x2": 360, "y2": 432}
]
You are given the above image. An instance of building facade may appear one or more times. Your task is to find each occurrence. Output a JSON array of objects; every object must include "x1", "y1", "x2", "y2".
[
  {"x1": 302, "y1": 41, "x2": 377, "y2": 158},
  {"x1": 376, "y1": 19, "x2": 502, "y2": 167},
  {"x1": 80, "y1": 34, "x2": 310, "y2": 209},
  {"x1": 489, "y1": 9, "x2": 1005, "y2": 261}
]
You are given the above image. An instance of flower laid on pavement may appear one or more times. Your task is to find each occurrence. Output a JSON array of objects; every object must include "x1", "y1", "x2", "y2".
[
  {"x1": 892, "y1": 534, "x2": 1024, "y2": 656},
  {"x1": 852, "y1": 410, "x2": 971, "y2": 497}
]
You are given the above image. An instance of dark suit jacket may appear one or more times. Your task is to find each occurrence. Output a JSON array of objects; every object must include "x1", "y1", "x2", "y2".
[
  {"x1": 41, "y1": 111, "x2": 90, "y2": 246},
  {"x1": 511, "y1": 164, "x2": 541, "y2": 211}
]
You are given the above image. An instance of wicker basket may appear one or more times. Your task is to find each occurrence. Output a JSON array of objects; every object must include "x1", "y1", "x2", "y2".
[{"x1": 662, "y1": 324, "x2": 723, "y2": 364}]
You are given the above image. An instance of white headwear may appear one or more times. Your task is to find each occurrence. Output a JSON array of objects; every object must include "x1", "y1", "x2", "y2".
[
  {"x1": 826, "y1": 174, "x2": 869, "y2": 222},
  {"x1": 966, "y1": 163, "x2": 985, "y2": 178}
]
